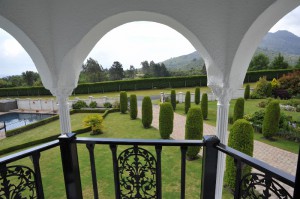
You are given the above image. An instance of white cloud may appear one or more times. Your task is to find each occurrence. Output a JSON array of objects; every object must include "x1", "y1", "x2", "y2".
[
  {"x1": 2, "y1": 39, "x2": 24, "y2": 57},
  {"x1": 270, "y1": 6, "x2": 300, "y2": 37}
]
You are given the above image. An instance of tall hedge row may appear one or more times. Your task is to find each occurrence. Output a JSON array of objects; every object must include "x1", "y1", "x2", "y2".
[
  {"x1": 201, "y1": 93, "x2": 208, "y2": 120},
  {"x1": 120, "y1": 91, "x2": 128, "y2": 114},
  {"x1": 142, "y1": 96, "x2": 153, "y2": 128},
  {"x1": 185, "y1": 91, "x2": 191, "y2": 114},
  {"x1": 195, "y1": 87, "x2": 200, "y2": 105},
  {"x1": 171, "y1": 89, "x2": 176, "y2": 110},
  {"x1": 224, "y1": 119, "x2": 254, "y2": 190},
  {"x1": 159, "y1": 102, "x2": 174, "y2": 139},
  {"x1": 130, "y1": 94, "x2": 137, "y2": 119},
  {"x1": 0, "y1": 69, "x2": 292, "y2": 97},
  {"x1": 185, "y1": 107, "x2": 203, "y2": 160},
  {"x1": 262, "y1": 101, "x2": 280, "y2": 139},
  {"x1": 233, "y1": 98, "x2": 245, "y2": 123}
]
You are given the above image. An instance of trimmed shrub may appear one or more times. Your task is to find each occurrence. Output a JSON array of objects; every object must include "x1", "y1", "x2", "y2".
[
  {"x1": 171, "y1": 89, "x2": 176, "y2": 110},
  {"x1": 233, "y1": 98, "x2": 245, "y2": 123},
  {"x1": 89, "y1": 101, "x2": 97, "y2": 108},
  {"x1": 195, "y1": 87, "x2": 200, "y2": 105},
  {"x1": 72, "y1": 100, "x2": 88, "y2": 109},
  {"x1": 185, "y1": 107, "x2": 203, "y2": 160},
  {"x1": 224, "y1": 119, "x2": 254, "y2": 190},
  {"x1": 266, "y1": 82, "x2": 272, "y2": 97},
  {"x1": 244, "y1": 84, "x2": 250, "y2": 100},
  {"x1": 185, "y1": 91, "x2": 191, "y2": 114},
  {"x1": 262, "y1": 101, "x2": 280, "y2": 139},
  {"x1": 142, "y1": 96, "x2": 153, "y2": 128},
  {"x1": 130, "y1": 94, "x2": 138, "y2": 119},
  {"x1": 120, "y1": 91, "x2": 128, "y2": 114},
  {"x1": 201, "y1": 93, "x2": 208, "y2": 119},
  {"x1": 103, "y1": 102, "x2": 112, "y2": 108},
  {"x1": 83, "y1": 114, "x2": 104, "y2": 135},
  {"x1": 159, "y1": 102, "x2": 174, "y2": 139}
]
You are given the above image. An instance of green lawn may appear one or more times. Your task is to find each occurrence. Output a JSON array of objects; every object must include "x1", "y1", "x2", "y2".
[
  {"x1": 3, "y1": 112, "x2": 233, "y2": 198},
  {"x1": 175, "y1": 99, "x2": 300, "y2": 153}
]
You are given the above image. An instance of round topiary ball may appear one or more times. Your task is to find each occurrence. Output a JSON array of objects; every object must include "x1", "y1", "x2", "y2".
[
  {"x1": 224, "y1": 119, "x2": 254, "y2": 190},
  {"x1": 159, "y1": 102, "x2": 174, "y2": 139},
  {"x1": 185, "y1": 107, "x2": 203, "y2": 160},
  {"x1": 142, "y1": 96, "x2": 153, "y2": 128}
]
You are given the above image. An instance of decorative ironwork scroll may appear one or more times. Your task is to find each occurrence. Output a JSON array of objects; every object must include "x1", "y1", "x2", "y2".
[
  {"x1": 240, "y1": 173, "x2": 292, "y2": 199},
  {"x1": 0, "y1": 165, "x2": 37, "y2": 199},
  {"x1": 118, "y1": 147, "x2": 157, "y2": 199}
]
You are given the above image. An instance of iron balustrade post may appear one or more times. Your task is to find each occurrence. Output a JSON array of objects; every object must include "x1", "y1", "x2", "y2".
[
  {"x1": 234, "y1": 158, "x2": 242, "y2": 199},
  {"x1": 59, "y1": 133, "x2": 83, "y2": 199},
  {"x1": 31, "y1": 152, "x2": 45, "y2": 199},
  {"x1": 294, "y1": 146, "x2": 300, "y2": 199},
  {"x1": 201, "y1": 135, "x2": 220, "y2": 199},
  {"x1": 155, "y1": 145, "x2": 162, "y2": 199}
]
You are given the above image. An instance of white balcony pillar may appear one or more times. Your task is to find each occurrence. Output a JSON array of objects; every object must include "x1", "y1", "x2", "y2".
[
  {"x1": 52, "y1": 88, "x2": 73, "y2": 135},
  {"x1": 209, "y1": 85, "x2": 233, "y2": 199}
]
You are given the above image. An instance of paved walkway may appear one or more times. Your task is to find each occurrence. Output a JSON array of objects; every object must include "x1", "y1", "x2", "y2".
[{"x1": 139, "y1": 104, "x2": 298, "y2": 177}]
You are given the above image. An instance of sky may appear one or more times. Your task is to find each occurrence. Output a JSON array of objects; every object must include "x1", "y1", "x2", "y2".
[{"x1": 0, "y1": 6, "x2": 300, "y2": 77}]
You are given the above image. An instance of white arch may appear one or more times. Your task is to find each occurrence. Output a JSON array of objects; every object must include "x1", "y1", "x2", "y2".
[
  {"x1": 62, "y1": 11, "x2": 214, "y2": 85},
  {"x1": 0, "y1": 15, "x2": 53, "y2": 89},
  {"x1": 229, "y1": 1, "x2": 300, "y2": 90}
]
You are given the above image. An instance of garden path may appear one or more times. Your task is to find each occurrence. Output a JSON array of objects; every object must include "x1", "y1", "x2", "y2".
[{"x1": 138, "y1": 104, "x2": 298, "y2": 177}]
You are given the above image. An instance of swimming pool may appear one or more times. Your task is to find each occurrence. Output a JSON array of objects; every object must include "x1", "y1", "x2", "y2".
[{"x1": 0, "y1": 112, "x2": 54, "y2": 131}]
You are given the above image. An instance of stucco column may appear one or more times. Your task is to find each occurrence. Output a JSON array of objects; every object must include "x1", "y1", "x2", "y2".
[
  {"x1": 52, "y1": 88, "x2": 73, "y2": 135},
  {"x1": 209, "y1": 85, "x2": 233, "y2": 199}
]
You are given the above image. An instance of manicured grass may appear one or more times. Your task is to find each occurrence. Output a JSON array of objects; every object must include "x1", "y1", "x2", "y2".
[
  {"x1": 175, "y1": 99, "x2": 300, "y2": 153},
  {"x1": 4, "y1": 112, "x2": 232, "y2": 198}
]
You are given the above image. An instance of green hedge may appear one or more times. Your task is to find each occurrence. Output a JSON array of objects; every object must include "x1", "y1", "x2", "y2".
[
  {"x1": 120, "y1": 91, "x2": 128, "y2": 114},
  {"x1": 130, "y1": 94, "x2": 138, "y2": 119},
  {"x1": 201, "y1": 93, "x2": 208, "y2": 120},
  {"x1": 244, "y1": 84, "x2": 250, "y2": 100},
  {"x1": 185, "y1": 91, "x2": 191, "y2": 114},
  {"x1": 233, "y1": 98, "x2": 245, "y2": 123},
  {"x1": 142, "y1": 96, "x2": 153, "y2": 128},
  {"x1": 262, "y1": 101, "x2": 280, "y2": 139},
  {"x1": 171, "y1": 90, "x2": 176, "y2": 110},
  {"x1": 0, "y1": 69, "x2": 293, "y2": 97},
  {"x1": 195, "y1": 87, "x2": 200, "y2": 105}
]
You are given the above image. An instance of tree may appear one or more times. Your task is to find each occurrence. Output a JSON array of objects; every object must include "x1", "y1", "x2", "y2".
[
  {"x1": 141, "y1": 61, "x2": 151, "y2": 77},
  {"x1": 170, "y1": 90, "x2": 176, "y2": 110},
  {"x1": 22, "y1": 71, "x2": 39, "y2": 86},
  {"x1": 233, "y1": 98, "x2": 245, "y2": 123},
  {"x1": 81, "y1": 57, "x2": 106, "y2": 82},
  {"x1": 185, "y1": 107, "x2": 203, "y2": 160},
  {"x1": 248, "y1": 53, "x2": 269, "y2": 71},
  {"x1": 109, "y1": 61, "x2": 124, "y2": 80},
  {"x1": 270, "y1": 53, "x2": 288, "y2": 69},
  {"x1": 201, "y1": 93, "x2": 208, "y2": 119},
  {"x1": 262, "y1": 101, "x2": 280, "y2": 139},
  {"x1": 295, "y1": 57, "x2": 300, "y2": 69},
  {"x1": 120, "y1": 91, "x2": 128, "y2": 114},
  {"x1": 224, "y1": 119, "x2": 253, "y2": 190},
  {"x1": 142, "y1": 96, "x2": 153, "y2": 128},
  {"x1": 201, "y1": 63, "x2": 207, "y2": 75},
  {"x1": 83, "y1": 114, "x2": 104, "y2": 135},
  {"x1": 195, "y1": 87, "x2": 200, "y2": 105},
  {"x1": 130, "y1": 94, "x2": 137, "y2": 119},
  {"x1": 159, "y1": 102, "x2": 174, "y2": 139},
  {"x1": 127, "y1": 65, "x2": 136, "y2": 79}
]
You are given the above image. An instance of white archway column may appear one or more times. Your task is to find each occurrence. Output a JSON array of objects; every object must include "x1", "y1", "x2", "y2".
[
  {"x1": 51, "y1": 88, "x2": 73, "y2": 135},
  {"x1": 209, "y1": 85, "x2": 233, "y2": 199}
]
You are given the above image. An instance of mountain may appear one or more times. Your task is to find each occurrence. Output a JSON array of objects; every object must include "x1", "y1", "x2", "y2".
[{"x1": 163, "y1": 30, "x2": 300, "y2": 71}]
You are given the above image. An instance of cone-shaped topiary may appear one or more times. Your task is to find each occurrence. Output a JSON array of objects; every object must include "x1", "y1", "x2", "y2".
[
  {"x1": 185, "y1": 91, "x2": 191, "y2": 114},
  {"x1": 130, "y1": 94, "x2": 137, "y2": 119},
  {"x1": 262, "y1": 101, "x2": 280, "y2": 139},
  {"x1": 171, "y1": 89, "x2": 176, "y2": 110},
  {"x1": 201, "y1": 93, "x2": 208, "y2": 120},
  {"x1": 159, "y1": 102, "x2": 174, "y2": 139},
  {"x1": 195, "y1": 87, "x2": 200, "y2": 105},
  {"x1": 185, "y1": 107, "x2": 203, "y2": 160},
  {"x1": 233, "y1": 98, "x2": 245, "y2": 123},
  {"x1": 224, "y1": 119, "x2": 254, "y2": 190},
  {"x1": 244, "y1": 84, "x2": 250, "y2": 100},
  {"x1": 142, "y1": 96, "x2": 153, "y2": 128},
  {"x1": 120, "y1": 91, "x2": 128, "y2": 114}
]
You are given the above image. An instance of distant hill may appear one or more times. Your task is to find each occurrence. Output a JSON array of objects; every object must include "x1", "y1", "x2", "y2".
[{"x1": 163, "y1": 30, "x2": 300, "y2": 71}]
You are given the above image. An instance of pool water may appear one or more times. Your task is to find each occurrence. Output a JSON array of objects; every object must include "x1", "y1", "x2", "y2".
[{"x1": 0, "y1": 113, "x2": 54, "y2": 131}]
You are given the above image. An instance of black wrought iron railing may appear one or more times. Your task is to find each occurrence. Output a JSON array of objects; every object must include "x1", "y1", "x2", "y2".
[{"x1": 0, "y1": 133, "x2": 299, "y2": 199}]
